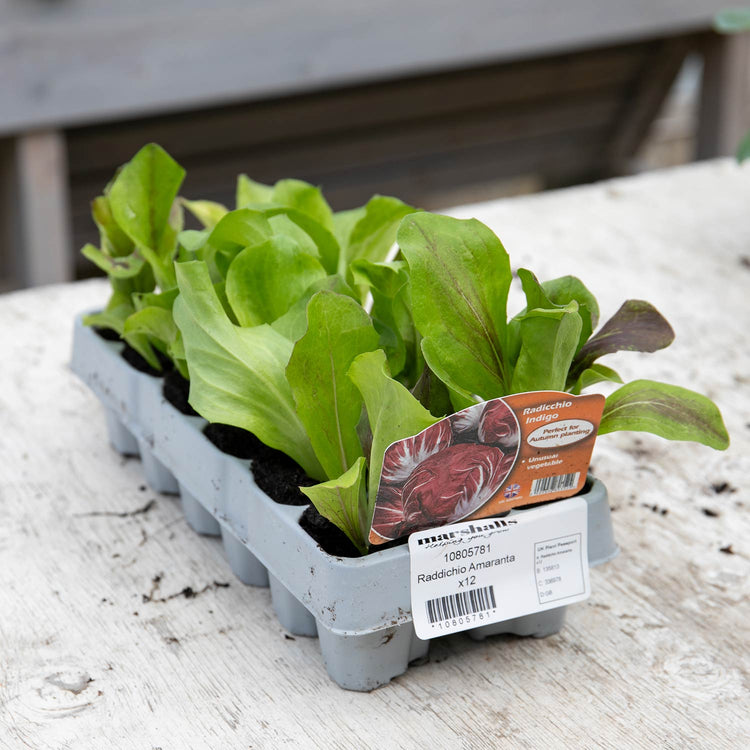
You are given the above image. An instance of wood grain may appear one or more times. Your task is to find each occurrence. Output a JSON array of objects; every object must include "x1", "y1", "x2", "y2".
[{"x1": 1, "y1": 160, "x2": 748, "y2": 748}]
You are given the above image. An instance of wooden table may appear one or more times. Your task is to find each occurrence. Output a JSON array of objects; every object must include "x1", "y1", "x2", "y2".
[{"x1": 1, "y1": 160, "x2": 748, "y2": 748}]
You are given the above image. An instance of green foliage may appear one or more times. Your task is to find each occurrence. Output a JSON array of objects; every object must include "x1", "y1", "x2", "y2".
[
  {"x1": 300, "y1": 458, "x2": 370, "y2": 555},
  {"x1": 174, "y1": 261, "x2": 325, "y2": 480},
  {"x1": 397, "y1": 213, "x2": 512, "y2": 400},
  {"x1": 82, "y1": 145, "x2": 729, "y2": 555},
  {"x1": 714, "y1": 7, "x2": 750, "y2": 33},
  {"x1": 599, "y1": 380, "x2": 730, "y2": 450},
  {"x1": 286, "y1": 292, "x2": 379, "y2": 480},
  {"x1": 397, "y1": 212, "x2": 729, "y2": 452},
  {"x1": 80, "y1": 144, "x2": 185, "y2": 371},
  {"x1": 108, "y1": 144, "x2": 185, "y2": 290},
  {"x1": 737, "y1": 129, "x2": 750, "y2": 162},
  {"x1": 349, "y1": 350, "x2": 439, "y2": 505},
  {"x1": 181, "y1": 198, "x2": 228, "y2": 229},
  {"x1": 225, "y1": 236, "x2": 327, "y2": 327}
]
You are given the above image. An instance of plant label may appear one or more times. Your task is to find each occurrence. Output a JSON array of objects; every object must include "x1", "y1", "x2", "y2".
[
  {"x1": 369, "y1": 391, "x2": 604, "y2": 544},
  {"x1": 408, "y1": 496, "x2": 590, "y2": 639}
]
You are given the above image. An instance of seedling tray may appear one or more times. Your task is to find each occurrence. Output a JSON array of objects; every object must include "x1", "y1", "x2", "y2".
[{"x1": 71, "y1": 315, "x2": 619, "y2": 691}]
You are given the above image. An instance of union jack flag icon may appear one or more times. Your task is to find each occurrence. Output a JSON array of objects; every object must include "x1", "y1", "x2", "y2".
[{"x1": 503, "y1": 483, "x2": 520, "y2": 499}]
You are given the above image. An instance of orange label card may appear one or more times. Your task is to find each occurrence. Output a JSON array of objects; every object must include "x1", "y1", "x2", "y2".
[{"x1": 369, "y1": 391, "x2": 604, "y2": 545}]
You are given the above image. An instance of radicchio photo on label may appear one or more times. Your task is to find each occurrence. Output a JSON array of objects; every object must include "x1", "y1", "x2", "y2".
[
  {"x1": 379, "y1": 418, "x2": 452, "y2": 484},
  {"x1": 450, "y1": 402, "x2": 484, "y2": 440},
  {"x1": 477, "y1": 399, "x2": 519, "y2": 452},
  {"x1": 371, "y1": 398, "x2": 521, "y2": 541}
]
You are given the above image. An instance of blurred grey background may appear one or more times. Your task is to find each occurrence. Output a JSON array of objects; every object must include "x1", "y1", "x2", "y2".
[{"x1": 1, "y1": 1, "x2": 748, "y2": 291}]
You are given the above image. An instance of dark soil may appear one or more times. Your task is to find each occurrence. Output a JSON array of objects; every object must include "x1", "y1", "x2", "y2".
[
  {"x1": 121, "y1": 344, "x2": 172, "y2": 377},
  {"x1": 203, "y1": 423, "x2": 265, "y2": 459},
  {"x1": 303, "y1": 475, "x2": 599, "y2": 558},
  {"x1": 163, "y1": 371, "x2": 198, "y2": 416},
  {"x1": 203, "y1": 424, "x2": 315, "y2": 506},
  {"x1": 299, "y1": 505, "x2": 409, "y2": 558},
  {"x1": 251, "y1": 451, "x2": 316, "y2": 506},
  {"x1": 299, "y1": 505, "x2": 361, "y2": 557},
  {"x1": 94, "y1": 326, "x2": 121, "y2": 342}
]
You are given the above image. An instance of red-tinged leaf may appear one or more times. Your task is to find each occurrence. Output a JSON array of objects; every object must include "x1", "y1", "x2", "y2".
[
  {"x1": 570, "y1": 300, "x2": 674, "y2": 381},
  {"x1": 599, "y1": 380, "x2": 729, "y2": 450}
]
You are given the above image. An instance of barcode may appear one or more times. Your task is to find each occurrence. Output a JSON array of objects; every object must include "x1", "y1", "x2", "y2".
[
  {"x1": 530, "y1": 472, "x2": 580, "y2": 496},
  {"x1": 425, "y1": 585, "x2": 496, "y2": 624}
]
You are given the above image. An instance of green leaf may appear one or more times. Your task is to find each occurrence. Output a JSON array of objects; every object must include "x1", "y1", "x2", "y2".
[
  {"x1": 208, "y1": 208, "x2": 273, "y2": 254},
  {"x1": 82, "y1": 289, "x2": 135, "y2": 337},
  {"x1": 155, "y1": 200, "x2": 184, "y2": 277},
  {"x1": 287, "y1": 291, "x2": 379, "y2": 479},
  {"x1": 542, "y1": 274, "x2": 599, "y2": 348},
  {"x1": 510, "y1": 302, "x2": 582, "y2": 393},
  {"x1": 514, "y1": 269, "x2": 598, "y2": 355},
  {"x1": 169, "y1": 333, "x2": 189, "y2": 379},
  {"x1": 173, "y1": 261, "x2": 325, "y2": 479},
  {"x1": 570, "y1": 363, "x2": 623, "y2": 394},
  {"x1": 542, "y1": 275, "x2": 599, "y2": 328},
  {"x1": 349, "y1": 259, "x2": 419, "y2": 379},
  {"x1": 348, "y1": 350, "x2": 438, "y2": 505},
  {"x1": 300, "y1": 457, "x2": 369, "y2": 555},
  {"x1": 517, "y1": 268, "x2": 554, "y2": 310},
  {"x1": 397, "y1": 213, "x2": 512, "y2": 399},
  {"x1": 204, "y1": 208, "x2": 274, "y2": 278},
  {"x1": 599, "y1": 380, "x2": 729, "y2": 450},
  {"x1": 108, "y1": 143, "x2": 186, "y2": 253},
  {"x1": 271, "y1": 275, "x2": 359, "y2": 342},
  {"x1": 124, "y1": 306, "x2": 178, "y2": 345},
  {"x1": 714, "y1": 8, "x2": 750, "y2": 33},
  {"x1": 261, "y1": 205, "x2": 340, "y2": 275},
  {"x1": 225, "y1": 236, "x2": 327, "y2": 326},
  {"x1": 128, "y1": 290, "x2": 180, "y2": 368},
  {"x1": 91, "y1": 196, "x2": 133, "y2": 257},
  {"x1": 342, "y1": 195, "x2": 416, "y2": 270},
  {"x1": 81, "y1": 244, "x2": 146, "y2": 279},
  {"x1": 122, "y1": 308, "x2": 173, "y2": 371},
  {"x1": 349, "y1": 259, "x2": 408, "y2": 296},
  {"x1": 267, "y1": 214, "x2": 320, "y2": 257},
  {"x1": 271, "y1": 179, "x2": 335, "y2": 232},
  {"x1": 236, "y1": 174, "x2": 274, "y2": 207},
  {"x1": 181, "y1": 198, "x2": 228, "y2": 228},
  {"x1": 177, "y1": 229, "x2": 210, "y2": 254},
  {"x1": 570, "y1": 300, "x2": 674, "y2": 381},
  {"x1": 737, "y1": 129, "x2": 750, "y2": 162},
  {"x1": 333, "y1": 206, "x2": 366, "y2": 248},
  {"x1": 123, "y1": 294, "x2": 186, "y2": 375},
  {"x1": 411, "y1": 364, "x2": 452, "y2": 417}
]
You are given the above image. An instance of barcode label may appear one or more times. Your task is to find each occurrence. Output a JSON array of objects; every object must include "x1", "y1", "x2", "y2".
[
  {"x1": 409, "y1": 498, "x2": 590, "y2": 639},
  {"x1": 425, "y1": 585, "x2": 496, "y2": 624},
  {"x1": 530, "y1": 472, "x2": 580, "y2": 496}
]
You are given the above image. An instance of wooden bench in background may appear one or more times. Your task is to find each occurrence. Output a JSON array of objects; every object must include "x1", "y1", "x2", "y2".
[{"x1": 1, "y1": 1, "x2": 748, "y2": 289}]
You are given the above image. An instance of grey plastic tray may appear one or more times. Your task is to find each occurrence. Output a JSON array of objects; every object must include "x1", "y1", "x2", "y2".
[{"x1": 71, "y1": 316, "x2": 619, "y2": 691}]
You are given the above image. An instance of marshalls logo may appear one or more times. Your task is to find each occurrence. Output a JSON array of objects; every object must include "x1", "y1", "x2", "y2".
[{"x1": 416, "y1": 518, "x2": 517, "y2": 545}]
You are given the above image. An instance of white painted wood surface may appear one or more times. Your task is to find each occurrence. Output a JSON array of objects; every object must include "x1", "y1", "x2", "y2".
[
  {"x1": 0, "y1": 0, "x2": 731, "y2": 134},
  {"x1": 1, "y1": 160, "x2": 748, "y2": 748}
]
